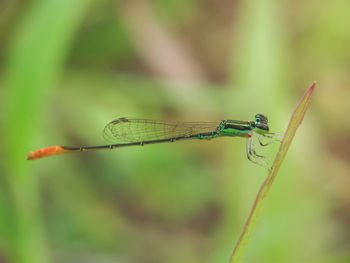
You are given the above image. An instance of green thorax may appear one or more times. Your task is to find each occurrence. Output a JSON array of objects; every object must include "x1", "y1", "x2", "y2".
[
  {"x1": 217, "y1": 114, "x2": 270, "y2": 137},
  {"x1": 217, "y1": 120, "x2": 253, "y2": 137}
]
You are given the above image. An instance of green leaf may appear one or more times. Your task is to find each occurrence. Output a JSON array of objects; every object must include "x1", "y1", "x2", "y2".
[{"x1": 229, "y1": 82, "x2": 316, "y2": 263}]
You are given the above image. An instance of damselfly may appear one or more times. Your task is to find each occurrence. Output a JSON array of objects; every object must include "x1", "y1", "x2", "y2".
[{"x1": 27, "y1": 114, "x2": 280, "y2": 168}]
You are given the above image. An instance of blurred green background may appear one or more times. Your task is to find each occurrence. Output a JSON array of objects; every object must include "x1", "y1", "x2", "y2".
[{"x1": 1, "y1": 0, "x2": 350, "y2": 262}]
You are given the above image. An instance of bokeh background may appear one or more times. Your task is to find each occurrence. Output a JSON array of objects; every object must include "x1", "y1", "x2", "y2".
[{"x1": 1, "y1": 0, "x2": 350, "y2": 263}]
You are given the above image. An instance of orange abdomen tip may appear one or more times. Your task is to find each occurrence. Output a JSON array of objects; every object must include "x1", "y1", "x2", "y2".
[{"x1": 26, "y1": 146, "x2": 69, "y2": 160}]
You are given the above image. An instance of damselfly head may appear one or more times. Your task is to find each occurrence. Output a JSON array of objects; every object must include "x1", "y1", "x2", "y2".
[{"x1": 254, "y1": 114, "x2": 269, "y2": 133}]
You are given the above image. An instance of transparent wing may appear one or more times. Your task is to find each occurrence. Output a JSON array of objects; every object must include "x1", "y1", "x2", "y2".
[{"x1": 103, "y1": 118, "x2": 220, "y2": 143}]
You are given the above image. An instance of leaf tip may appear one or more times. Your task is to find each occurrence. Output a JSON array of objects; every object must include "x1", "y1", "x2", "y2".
[{"x1": 309, "y1": 81, "x2": 316, "y2": 92}]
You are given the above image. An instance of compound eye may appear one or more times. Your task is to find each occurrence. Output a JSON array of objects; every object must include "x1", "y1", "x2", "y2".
[
  {"x1": 255, "y1": 113, "x2": 268, "y2": 125},
  {"x1": 255, "y1": 114, "x2": 261, "y2": 123}
]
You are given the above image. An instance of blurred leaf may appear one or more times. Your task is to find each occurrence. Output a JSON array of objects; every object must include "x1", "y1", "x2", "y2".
[
  {"x1": 69, "y1": 2, "x2": 133, "y2": 66},
  {"x1": 1, "y1": 0, "x2": 95, "y2": 262}
]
